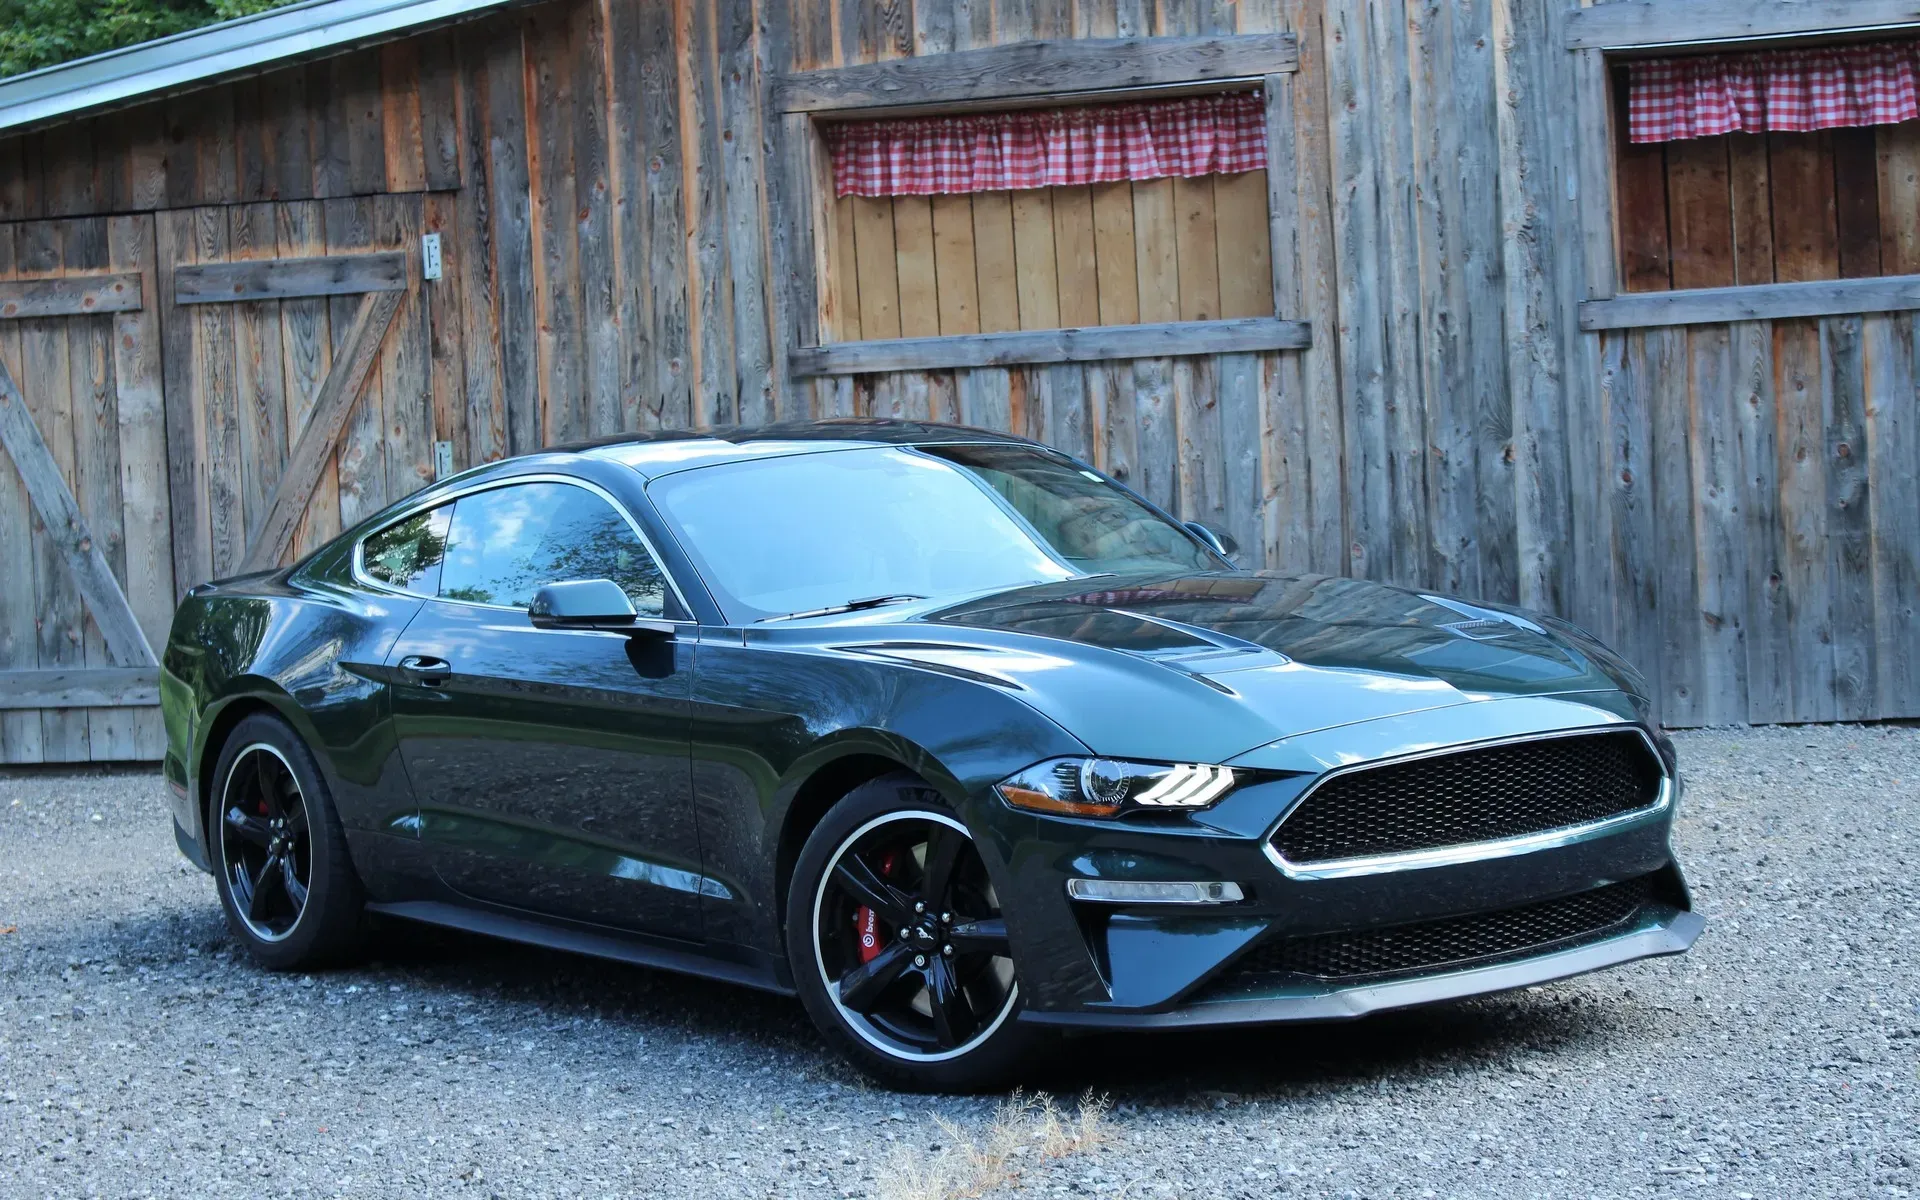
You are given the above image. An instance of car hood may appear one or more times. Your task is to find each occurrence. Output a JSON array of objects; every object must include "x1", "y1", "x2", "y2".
[{"x1": 845, "y1": 572, "x2": 1642, "y2": 763}]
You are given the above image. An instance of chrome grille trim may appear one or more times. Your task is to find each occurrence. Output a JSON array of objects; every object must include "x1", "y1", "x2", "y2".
[{"x1": 1262, "y1": 726, "x2": 1673, "y2": 881}]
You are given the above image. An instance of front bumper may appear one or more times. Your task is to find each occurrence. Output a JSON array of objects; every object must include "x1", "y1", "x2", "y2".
[
  {"x1": 973, "y1": 696, "x2": 1700, "y2": 1026},
  {"x1": 1022, "y1": 901, "x2": 1702, "y2": 1030}
]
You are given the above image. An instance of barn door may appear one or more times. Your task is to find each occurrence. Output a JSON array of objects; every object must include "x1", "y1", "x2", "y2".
[
  {"x1": 156, "y1": 194, "x2": 459, "y2": 593},
  {"x1": 0, "y1": 215, "x2": 171, "y2": 763}
]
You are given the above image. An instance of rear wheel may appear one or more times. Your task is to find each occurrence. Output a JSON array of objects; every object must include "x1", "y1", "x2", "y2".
[
  {"x1": 210, "y1": 712, "x2": 364, "y2": 969},
  {"x1": 787, "y1": 776, "x2": 1044, "y2": 1091}
]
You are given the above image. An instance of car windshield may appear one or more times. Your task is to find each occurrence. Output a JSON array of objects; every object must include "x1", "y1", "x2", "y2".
[{"x1": 647, "y1": 444, "x2": 1220, "y2": 622}]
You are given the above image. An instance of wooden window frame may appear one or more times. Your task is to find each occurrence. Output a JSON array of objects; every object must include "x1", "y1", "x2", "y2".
[
  {"x1": 1569, "y1": 2, "x2": 1920, "y2": 330},
  {"x1": 770, "y1": 34, "x2": 1312, "y2": 377}
]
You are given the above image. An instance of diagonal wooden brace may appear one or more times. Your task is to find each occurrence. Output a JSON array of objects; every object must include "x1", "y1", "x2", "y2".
[
  {"x1": 240, "y1": 287, "x2": 405, "y2": 574},
  {"x1": 0, "y1": 355, "x2": 157, "y2": 668}
]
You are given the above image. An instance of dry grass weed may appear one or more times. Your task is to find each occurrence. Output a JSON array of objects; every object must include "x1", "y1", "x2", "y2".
[{"x1": 877, "y1": 1090, "x2": 1112, "y2": 1200}]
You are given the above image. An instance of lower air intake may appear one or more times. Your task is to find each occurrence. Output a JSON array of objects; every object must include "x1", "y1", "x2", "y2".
[{"x1": 1223, "y1": 875, "x2": 1654, "y2": 984}]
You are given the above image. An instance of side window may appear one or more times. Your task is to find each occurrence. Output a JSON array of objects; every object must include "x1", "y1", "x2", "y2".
[
  {"x1": 438, "y1": 482, "x2": 671, "y2": 617},
  {"x1": 359, "y1": 505, "x2": 451, "y2": 595}
]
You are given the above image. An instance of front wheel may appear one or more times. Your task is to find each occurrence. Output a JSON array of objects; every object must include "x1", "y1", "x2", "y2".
[{"x1": 787, "y1": 776, "x2": 1046, "y2": 1091}]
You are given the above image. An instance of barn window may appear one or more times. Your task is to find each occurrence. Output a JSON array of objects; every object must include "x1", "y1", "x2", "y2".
[
  {"x1": 817, "y1": 90, "x2": 1275, "y2": 341},
  {"x1": 1611, "y1": 37, "x2": 1920, "y2": 292},
  {"x1": 773, "y1": 34, "x2": 1306, "y2": 373}
]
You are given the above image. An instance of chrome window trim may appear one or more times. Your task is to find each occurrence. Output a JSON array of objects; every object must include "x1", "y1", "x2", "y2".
[
  {"x1": 1261, "y1": 725, "x2": 1673, "y2": 882},
  {"x1": 349, "y1": 472, "x2": 698, "y2": 624}
]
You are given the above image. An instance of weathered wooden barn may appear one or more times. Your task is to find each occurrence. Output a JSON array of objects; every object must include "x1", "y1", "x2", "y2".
[{"x1": 0, "y1": 0, "x2": 1915, "y2": 761}]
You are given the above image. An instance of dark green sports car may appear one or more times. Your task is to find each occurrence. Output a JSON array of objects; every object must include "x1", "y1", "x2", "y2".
[{"x1": 161, "y1": 419, "x2": 1700, "y2": 1091}]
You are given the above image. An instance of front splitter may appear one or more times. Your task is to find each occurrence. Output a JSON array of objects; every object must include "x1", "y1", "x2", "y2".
[{"x1": 1019, "y1": 908, "x2": 1705, "y2": 1030}]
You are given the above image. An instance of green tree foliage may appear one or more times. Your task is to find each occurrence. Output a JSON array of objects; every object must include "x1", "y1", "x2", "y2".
[{"x1": 0, "y1": 0, "x2": 299, "y2": 79}]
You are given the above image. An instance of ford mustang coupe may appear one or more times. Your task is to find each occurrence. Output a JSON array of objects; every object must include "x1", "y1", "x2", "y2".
[{"x1": 161, "y1": 419, "x2": 1701, "y2": 1090}]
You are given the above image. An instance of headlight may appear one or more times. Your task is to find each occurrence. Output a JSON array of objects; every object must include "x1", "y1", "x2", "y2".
[{"x1": 995, "y1": 757, "x2": 1237, "y2": 818}]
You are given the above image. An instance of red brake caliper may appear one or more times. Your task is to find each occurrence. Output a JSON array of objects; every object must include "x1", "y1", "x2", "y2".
[{"x1": 852, "y1": 851, "x2": 897, "y2": 964}]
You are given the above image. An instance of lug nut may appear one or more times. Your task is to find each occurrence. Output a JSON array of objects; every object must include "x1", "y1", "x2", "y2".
[
  {"x1": 913, "y1": 954, "x2": 927, "y2": 968},
  {"x1": 942, "y1": 944, "x2": 953, "y2": 956},
  {"x1": 914, "y1": 901, "x2": 926, "y2": 913},
  {"x1": 940, "y1": 912, "x2": 951, "y2": 923}
]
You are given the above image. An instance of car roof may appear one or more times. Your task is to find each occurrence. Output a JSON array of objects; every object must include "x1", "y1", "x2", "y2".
[{"x1": 551, "y1": 418, "x2": 1049, "y2": 480}]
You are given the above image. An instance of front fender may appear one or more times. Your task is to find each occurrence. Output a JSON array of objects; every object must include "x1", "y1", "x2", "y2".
[{"x1": 687, "y1": 632, "x2": 1088, "y2": 962}]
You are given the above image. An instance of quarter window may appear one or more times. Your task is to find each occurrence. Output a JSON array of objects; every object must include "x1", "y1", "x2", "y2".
[
  {"x1": 437, "y1": 482, "x2": 671, "y2": 617},
  {"x1": 359, "y1": 505, "x2": 451, "y2": 595}
]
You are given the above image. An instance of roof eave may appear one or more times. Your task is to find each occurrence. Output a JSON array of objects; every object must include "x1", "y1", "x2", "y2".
[{"x1": 0, "y1": 0, "x2": 518, "y2": 135}]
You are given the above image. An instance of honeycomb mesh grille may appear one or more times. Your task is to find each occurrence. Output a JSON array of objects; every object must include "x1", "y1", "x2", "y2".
[
  {"x1": 1270, "y1": 730, "x2": 1665, "y2": 865},
  {"x1": 1226, "y1": 875, "x2": 1654, "y2": 984}
]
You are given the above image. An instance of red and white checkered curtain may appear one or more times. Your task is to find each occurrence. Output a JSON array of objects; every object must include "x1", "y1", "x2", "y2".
[
  {"x1": 824, "y1": 91, "x2": 1267, "y2": 197},
  {"x1": 1630, "y1": 41, "x2": 1920, "y2": 143}
]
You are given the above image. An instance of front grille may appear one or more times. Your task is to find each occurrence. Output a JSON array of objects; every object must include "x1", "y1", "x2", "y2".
[
  {"x1": 1224, "y1": 875, "x2": 1654, "y2": 984},
  {"x1": 1270, "y1": 730, "x2": 1664, "y2": 865}
]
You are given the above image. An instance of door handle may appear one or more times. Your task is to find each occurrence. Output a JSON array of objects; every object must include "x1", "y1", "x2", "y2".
[{"x1": 397, "y1": 654, "x2": 453, "y2": 686}]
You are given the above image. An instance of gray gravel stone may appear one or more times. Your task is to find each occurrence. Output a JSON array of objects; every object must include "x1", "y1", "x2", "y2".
[{"x1": 0, "y1": 725, "x2": 1915, "y2": 1197}]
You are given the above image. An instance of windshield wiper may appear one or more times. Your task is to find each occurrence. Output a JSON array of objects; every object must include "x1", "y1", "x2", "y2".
[{"x1": 757, "y1": 594, "x2": 928, "y2": 623}]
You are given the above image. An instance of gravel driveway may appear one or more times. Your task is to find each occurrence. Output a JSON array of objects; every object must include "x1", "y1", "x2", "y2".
[{"x1": 1, "y1": 724, "x2": 1915, "y2": 1199}]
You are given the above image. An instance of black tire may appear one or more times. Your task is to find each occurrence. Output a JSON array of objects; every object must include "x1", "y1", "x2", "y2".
[
  {"x1": 786, "y1": 774, "x2": 1048, "y2": 1092},
  {"x1": 208, "y1": 712, "x2": 365, "y2": 970}
]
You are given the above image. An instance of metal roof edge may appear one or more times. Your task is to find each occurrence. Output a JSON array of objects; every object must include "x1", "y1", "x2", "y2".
[{"x1": 0, "y1": 0, "x2": 518, "y2": 135}]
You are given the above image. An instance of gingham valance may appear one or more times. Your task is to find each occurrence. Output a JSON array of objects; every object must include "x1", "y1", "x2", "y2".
[
  {"x1": 823, "y1": 91, "x2": 1267, "y2": 198},
  {"x1": 1629, "y1": 41, "x2": 1920, "y2": 143}
]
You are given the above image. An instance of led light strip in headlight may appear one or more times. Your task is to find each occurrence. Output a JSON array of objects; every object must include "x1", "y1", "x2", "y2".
[
  {"x1": 1131, "y1": 763, "x2": 1234, "y2": 807},
  {"x1": 995, "y1": 757, "x2": 1239, "y2": 818}
]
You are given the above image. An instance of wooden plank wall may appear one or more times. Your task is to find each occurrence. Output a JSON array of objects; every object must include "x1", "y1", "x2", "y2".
[
  {"x1": 1304, "y1": 0, "x2": 1916, "y2": 731},
  {"x1": 376, "y1": 0, "x2": 1335, "y2": 584},
  {"x1": 0, "y1": 216, "x2": 173, "y2": 762},
  {"x1": 1588, "y1": 317, "x2": 1920, "y2": 725},
  {"x1": 1505, "y1": 5, "x2": 1920, "y2": 725},
  {"x1": 829, "y1": 171, "x2": 1277, "y2": 341},
  {"x1": 1320, "y1": 0, "x2": 1526, "y2": 601},
  {"x1": 0, "y1": 0, "x2": 1344, "y2": 604},
  {"x1": 155, "y1": 195, "x2": 444, "y2": 594},
  {"x1": 414, "y1": 0, "x2": 783, "y2": 446},
  {"x1": 3, "y1": 0, "x2": 1916, "y2": 730}
]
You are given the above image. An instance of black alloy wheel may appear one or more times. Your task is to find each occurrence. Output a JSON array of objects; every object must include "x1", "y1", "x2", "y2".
[
  {"x1": 219, "y1": 743, "x2": 313, "y2": 941},
  {"x1": 209, "y1": 712, "x2": 366, "y2": 969},
  {"x1": 789, "y1": 777, "x2": 1043, "y2": 1091}
]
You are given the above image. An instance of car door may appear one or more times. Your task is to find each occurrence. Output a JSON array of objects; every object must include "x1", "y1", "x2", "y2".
[{"x1": 383, "y1": 477, "x2": 706, "y2": 939}]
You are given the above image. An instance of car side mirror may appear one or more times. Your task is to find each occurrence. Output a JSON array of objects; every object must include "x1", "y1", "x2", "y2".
[
  {"x1": 1184, "y1": 521, "x2": 1239, "y2": 562},
  {"x1": 529, "y1": 579, "x2": 674, "y2": 637}
]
